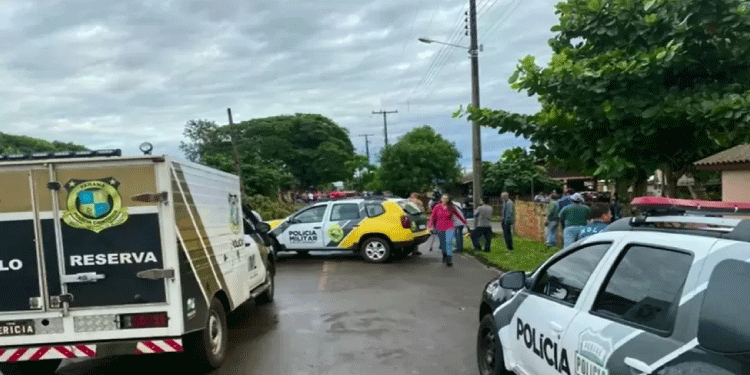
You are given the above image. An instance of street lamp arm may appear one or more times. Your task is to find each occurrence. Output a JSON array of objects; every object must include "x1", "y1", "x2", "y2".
[{"x1": 418, "y1": 37, "x2": 469, "y2": 50}]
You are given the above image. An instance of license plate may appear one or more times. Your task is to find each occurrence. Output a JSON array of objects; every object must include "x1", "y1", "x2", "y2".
[
  {"x1": 419, "y1": 224, "x2": 426, "y2": 230},
  {"x1": 0, "y1": 320, "x2": 35, "y2": 336}
]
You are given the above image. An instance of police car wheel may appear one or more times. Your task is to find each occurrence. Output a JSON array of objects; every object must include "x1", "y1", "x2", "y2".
[
  {"x1": 0, "y1": 359, "x2": 61, "y2": 375},
  {"x1": 361, "y1": 237, "x2": 391, "y2": 263},
  {"x1": 187, "y1": 298, "x2": 228, "y2": 370},
  {"x1": 477, "y1": 315, "x2": 510, "y2": 375}
]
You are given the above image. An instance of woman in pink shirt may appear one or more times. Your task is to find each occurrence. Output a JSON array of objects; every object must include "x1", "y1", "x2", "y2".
[{"x1": 428, "y1": 194, "x2": 467, "y2": 267}]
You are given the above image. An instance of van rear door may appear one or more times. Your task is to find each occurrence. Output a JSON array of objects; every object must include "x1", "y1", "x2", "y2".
[
  {"x1": 0, "y1": 169, "x2": 45, "y2": 314},
  {"x1": 45, "y1": 161, "x2": 167, "y2": 308}
]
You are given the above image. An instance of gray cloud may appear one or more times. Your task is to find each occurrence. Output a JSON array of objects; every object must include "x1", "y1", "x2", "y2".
[{"x1": 0, "y1": 0, "x2": 559, "y2": 167}]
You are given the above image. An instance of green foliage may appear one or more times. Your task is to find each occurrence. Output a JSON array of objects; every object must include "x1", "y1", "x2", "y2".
[
  {"x1": 180, "y1": 114, "x2": 356, "y2": 195},
  {"x1": 0, "y1": 133, "x2": 87, "y2": 154},
  {"x1": 244, "y1": 195, "x2": 303, "y2": 221},
  {"x1": 236, "y1": 114, "x2": 356, "y2": 189},
  {"x1": 460, "y1": 0, "x2": 750, "y2": 196},
  {"x1": 344, "y1": 154, "x2": 379, "y2": 191},
  {"x1": 482, "y1": 147, "x2": 562, "y2": 196},
  {"x1": 378, "y1": 126, "x2": 461, "y2": 197},
  {"x1": 463, "y1": 234, "x2": 559, "y2": 271}
]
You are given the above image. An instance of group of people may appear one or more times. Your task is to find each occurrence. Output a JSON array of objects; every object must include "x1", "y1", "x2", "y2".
[
  {"x1": 408, "y1": 192, "x2": 506, "y2": 267},
  {"x1": 544, "y1": 190, "x2": 621, "y2": 248}
]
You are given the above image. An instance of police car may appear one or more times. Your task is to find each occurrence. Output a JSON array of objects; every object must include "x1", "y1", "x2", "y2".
[
  {"x1": 266, "y1": 197, "x2": 430, "y2": 262},
  {"x1": 477, "y1": 197, "x2": 750, "y2": 375}
]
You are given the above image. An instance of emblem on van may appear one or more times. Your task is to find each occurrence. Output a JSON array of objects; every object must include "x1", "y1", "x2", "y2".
[
  {"x1": 327, "y1": 223, "x2": 344, "y2": 243},
  {"x1": 229, "y1": 194, "x2": 241, "y2": 234},
  {"x1": 63, "y1": 177, "x2": 129, "y2": 233}
]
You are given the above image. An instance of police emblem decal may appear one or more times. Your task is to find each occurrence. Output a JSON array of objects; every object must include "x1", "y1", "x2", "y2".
[
  {"x1": 229, "y1": 194, "x2": 241, "y2": 234},
  {"x1": 62, "y1": 177, "x2": 129, "y2": 233}
]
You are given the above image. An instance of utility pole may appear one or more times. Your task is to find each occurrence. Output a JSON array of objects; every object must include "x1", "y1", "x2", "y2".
[
  {"x1": 372, "y1": 110, "x2": 397, "y2": 147},
  {"x1": 227, "y1": 108, "x2": 245, "y2": 196},
  {"x1": 359, "y1": 134, "x2": 375, "y2": 163},
  {"x1": 468, "y1": 0, "x2": 482, "y2": 210}
]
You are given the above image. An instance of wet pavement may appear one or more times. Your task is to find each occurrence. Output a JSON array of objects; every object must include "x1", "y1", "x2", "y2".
[{"x1": 54, "y1": 241, "x2": 501, "y2": 375}]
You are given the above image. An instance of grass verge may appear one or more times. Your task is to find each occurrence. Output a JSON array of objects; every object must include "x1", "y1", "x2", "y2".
[{"x1": 460, "y1": 233, "x2": 559, "y2": 272}]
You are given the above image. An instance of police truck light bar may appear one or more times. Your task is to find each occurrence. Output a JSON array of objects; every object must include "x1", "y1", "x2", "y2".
[{"x1": 0, "y1": 149, "x2": 123, "y2": 162}]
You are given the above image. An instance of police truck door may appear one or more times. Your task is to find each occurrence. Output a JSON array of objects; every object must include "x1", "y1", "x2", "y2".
[
  {"x1": 45, "y1": 162, "x2": 168, "y2": 308},
  {"x1": 0, "y1": 168, "x2": 45, "y2": 317},
  {"x1": 283, "y1": 205, "x2": 328, "y2": 250}
]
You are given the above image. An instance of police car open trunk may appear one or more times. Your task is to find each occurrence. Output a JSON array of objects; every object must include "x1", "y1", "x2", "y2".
[{"x1": 0, "y1": 154, "x2": 270, "y2": 368}]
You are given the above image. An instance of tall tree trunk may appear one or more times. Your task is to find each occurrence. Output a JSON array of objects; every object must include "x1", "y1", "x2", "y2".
[{"x1": 633, "y1": 178, "x2": 648, "y2": 197}]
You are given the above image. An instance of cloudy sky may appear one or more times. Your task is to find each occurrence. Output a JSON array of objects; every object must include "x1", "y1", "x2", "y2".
[{"x1": 0, "y1": 0, "x2": 560, "y2": 169}]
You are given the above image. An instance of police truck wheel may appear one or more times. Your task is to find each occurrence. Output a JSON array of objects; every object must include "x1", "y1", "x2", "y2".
[
  {"x1": 477, "y1": 315, "x2": 511, "y2": 375},
  {"x1": 0, "y1": 359, "x2": 62, "y2": 374},
  {"x1": 361, "y1": 237, "x2": 391, "y2": 263},
  {"x1": 256, "y1": 270, "x2": 274, "y2": 304},
  {"x1": 187, "y1": 298, "x2": 228, "y2": 370}
]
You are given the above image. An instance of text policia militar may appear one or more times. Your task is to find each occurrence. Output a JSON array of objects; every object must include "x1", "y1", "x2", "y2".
[{"x1": 517, "y1": 317, "x2": 571, "y2": 375}]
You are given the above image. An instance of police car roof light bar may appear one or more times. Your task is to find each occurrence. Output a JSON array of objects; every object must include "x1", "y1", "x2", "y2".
[{"x1": 631, "y1": 196, "x2": 750, "y2": 217}]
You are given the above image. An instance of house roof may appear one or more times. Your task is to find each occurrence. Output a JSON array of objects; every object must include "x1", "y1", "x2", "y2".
[{"x1": 695, "y1": 144, "x2": 750, "y2": 169}]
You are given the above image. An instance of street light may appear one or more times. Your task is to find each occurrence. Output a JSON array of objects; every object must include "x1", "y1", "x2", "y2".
[{"x1": 418, "y1": 32, "x2": 483, "y2": 211}]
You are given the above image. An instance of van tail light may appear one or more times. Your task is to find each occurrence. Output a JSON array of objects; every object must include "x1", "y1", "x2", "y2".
[
  {"x1": 401, "y1": 215, "x2": 411, "y2": 229},
  {"x1": 120, "y1": 312, "x2": 168, "y2": 329}
]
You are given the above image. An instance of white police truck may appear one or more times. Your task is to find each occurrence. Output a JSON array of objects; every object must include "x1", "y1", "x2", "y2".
[
  {"x1": 477, "y1": 197, "x2": 750, "y2": 375},
  {"x1": 0, "y1": 150, "x2": 275, "y2": 374}
]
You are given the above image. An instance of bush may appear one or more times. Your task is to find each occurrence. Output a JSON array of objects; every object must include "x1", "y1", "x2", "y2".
[{"x1": 245, "y1": 195, "x2": 303, "y2": 221}]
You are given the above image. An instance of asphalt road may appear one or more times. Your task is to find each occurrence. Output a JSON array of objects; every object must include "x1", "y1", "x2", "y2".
[{"x1": 52, "y1": 240, "x2": 501, "y2": 375}]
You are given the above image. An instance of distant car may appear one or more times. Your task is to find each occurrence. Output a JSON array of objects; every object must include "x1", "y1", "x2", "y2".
[
  {"x1": 476, "y1": 197, "x2": 750, "y2": 375},
  {"x1": 266, "y1": 197, "x2": 430, "y2": 262}
]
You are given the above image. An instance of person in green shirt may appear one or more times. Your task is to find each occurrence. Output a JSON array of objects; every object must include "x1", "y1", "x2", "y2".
[
  {"x1": 559, "y1": 193, "x2": 591, "y2": 247},
  {"x1": 545, "y1": 193, "x2": 560, "y2": 247}
]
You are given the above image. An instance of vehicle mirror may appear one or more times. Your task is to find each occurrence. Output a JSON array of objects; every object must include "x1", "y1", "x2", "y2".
[
  {"x1": 697, "y1": 259, "x2": 750, "y2": 354},
  {"x1": 256, "y1": 222, "x2": 271, "y2": 232},
  {"x1": 499, "y1": 271, "x2": 526, "y2": 290}
]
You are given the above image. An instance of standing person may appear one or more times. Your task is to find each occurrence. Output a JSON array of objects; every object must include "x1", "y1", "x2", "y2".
[
  {"x1": 428, "y1": 194, "x2": 467, "y2": 267},
  {"x1": 452, "y1": 206, "x2": 467, "y2": 253},
  {"x1": 409, "y1": 192, "x2": 425, "y2": 212},
  {"x1": 576, "y1": 202, "x2": 612, "y2": 240},
  {"x1": 500, "y1": 192, "x2": 514, "y2": 250},
  {"x1": 559, "y1": 193, "x2": 591, "y2": 247},
  {"x1": 428, "y1": 191, "x2": 441, "y2": 210},
  {"x1": 610, "y1": 193, "x2": 622, "y2": 221},
  {"x1": 545, "y1": 193, "x2": 560, "y2": 247},
  {"x1": 557, "y1": 189, "x2": 574, "y2": 211},
  {"x1": 471, "y1": 198, "x2": 493, "y2": 252}
]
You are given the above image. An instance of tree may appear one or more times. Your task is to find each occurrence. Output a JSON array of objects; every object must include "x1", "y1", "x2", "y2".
[
  {"x1": 179, "y1": 119, "x2": 296, "y2": 196},
  {"x1": 179, "y1": 114, "x2": 356, "y2": 195},
  {"x1": 0, "y1": 133, "x2": 87, "y2": 154},
  {"x1": 235, "y1": 114, "x2": 356, "y2": 189},
  {"x1": 461, "y1": 0, "x2": 750, "y2": 197},
  {"x1": 378, "y1": 126, "x2": 461, "y2": 197},
  {"x1": 482, "y1": 147, "x2": 562, "y2": 196},
  {"x1": 344, "y1": 154, "x2": 378, "y2": 192}
]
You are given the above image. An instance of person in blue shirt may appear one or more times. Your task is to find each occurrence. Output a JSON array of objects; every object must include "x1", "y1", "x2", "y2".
[
  {"x1": 576, "y1": 202, "x2": 612, "y2": 241},
  {"x1": 557, "y1": 189, "x2": 575, "y2": 211}
]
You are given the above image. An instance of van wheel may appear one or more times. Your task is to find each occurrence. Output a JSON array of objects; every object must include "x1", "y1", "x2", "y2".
[
  {"x1": 256, "y1": 270, "x2": 274, "y2": 304},
  {"x1": 0, "y1": 360, "x2": 61, "y2": 374},
  {"x1": 186, "y1": 298, "x2": 228, "y2": 370},
  {"x1": 477, "y1": 315, "x2": 511, "y2": 375},
  {"x1": 361, "y1": 237, "x2": 391, "y2": 263}
]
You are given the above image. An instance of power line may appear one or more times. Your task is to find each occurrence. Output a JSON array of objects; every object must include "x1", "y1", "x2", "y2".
[
  {"x1": 408, "y1": 11, "x2": 468, "y2": 103},
  {"x1": 481, "y1": 0, "x2": 523, "y2": 40},
  {"x1": 477, "y1": 0, "x2": 503, "y2": 19},
  {"x1": 407, "y1": 3, "x2": 468, "y2": 101}
]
